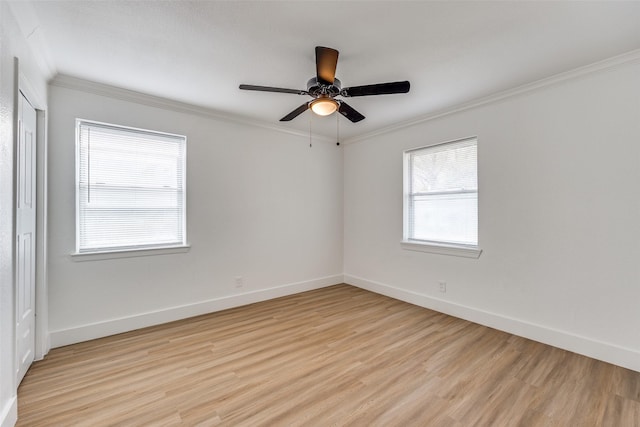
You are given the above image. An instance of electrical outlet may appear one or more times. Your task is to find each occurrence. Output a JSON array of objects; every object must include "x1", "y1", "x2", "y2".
[
  {"x1": 438, "y1": 281, "x2": 447, "y2": 293},
  {"x1": 234, "y1": 276, "x2": 244, "y2": 288}
]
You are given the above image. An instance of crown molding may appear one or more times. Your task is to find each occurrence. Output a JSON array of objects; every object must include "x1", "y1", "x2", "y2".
[
  {"x1": 50, "y1": 47, "x2": 640, "y2": 146},
  {"x1": 343, "y1": 48, "x2": 640, "y2": 145},
  {"x1": 50, "y1": 74, "x2": 335, "y2": 143}
]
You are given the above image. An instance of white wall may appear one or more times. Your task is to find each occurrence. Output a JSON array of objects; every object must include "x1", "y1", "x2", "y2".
[
  {"x1": 0, "y1": 2, "x2": 49, "y2": 426},
  {"x1": 47, "y1": 81, "x2": 344, "y2": 346},
  {"x1": 47, "y1": 54, "x2": 640, "y2": 374},
  {"x1": 344, "y1": 58, "x2": 640, "y2": 372}
]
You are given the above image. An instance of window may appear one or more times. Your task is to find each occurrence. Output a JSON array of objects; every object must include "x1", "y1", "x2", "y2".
[
  {"x1": 76, "y1": 119, "x2": 187, "y2": 255},
  {"x1": 403, "y1": 137, "x2": 480, "y2": 257}
]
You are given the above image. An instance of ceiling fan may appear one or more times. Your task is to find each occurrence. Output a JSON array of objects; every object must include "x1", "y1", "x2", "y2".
[{"x1": 239, "y1": 46, "x2": 410, "y2": 123}]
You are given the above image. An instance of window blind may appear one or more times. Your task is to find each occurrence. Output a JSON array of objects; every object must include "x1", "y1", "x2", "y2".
[
  {"x1": 76, "y1": 120, "x2": 186, "y2": 253},
  {"x1": 407, "y1": 138, "x2": 477, "y2": 246}
]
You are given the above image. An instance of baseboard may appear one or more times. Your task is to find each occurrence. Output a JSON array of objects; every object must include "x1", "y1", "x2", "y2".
[
  {"x1": 0, "y1": 396, "x2": 17, "y2": 427},
  {"x1": 50, "y1": 274, "x2": 343, "y2": 348},
  {"x1": 344, "y1": 274, "x2": 640, "y2": 373}
]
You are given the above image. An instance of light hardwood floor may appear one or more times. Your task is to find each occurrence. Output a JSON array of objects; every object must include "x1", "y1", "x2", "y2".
[{"x1": 17, "y1": 284, "x2": 640, "y2": 426}]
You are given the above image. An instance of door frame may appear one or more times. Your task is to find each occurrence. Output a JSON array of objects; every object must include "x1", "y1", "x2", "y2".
[{"x1": 16, "y1": 59, "x2": 49, "y2": 368}]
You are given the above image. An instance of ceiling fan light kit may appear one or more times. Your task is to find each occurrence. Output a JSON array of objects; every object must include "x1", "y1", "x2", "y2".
[
  {"x1": 240, "y1": 46, "x2": 410, "y2": 123},
  {"x1": 310, "y1": 98, "x2": 338, "y2": 116}
]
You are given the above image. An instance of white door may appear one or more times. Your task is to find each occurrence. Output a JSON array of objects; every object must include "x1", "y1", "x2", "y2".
[{"x1": 16, "y1": 91, "x2": 37, "y2": 384}]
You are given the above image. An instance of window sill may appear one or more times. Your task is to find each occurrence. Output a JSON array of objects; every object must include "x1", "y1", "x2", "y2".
[
  {"x1": 401, "y1": 240, "x2": 482, "y2": 258},
  {"x1": 71, "y1": 245, "x2": 191, "y2": 262}
]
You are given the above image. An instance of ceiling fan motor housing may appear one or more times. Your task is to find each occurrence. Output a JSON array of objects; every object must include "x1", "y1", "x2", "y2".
[{"x1": 307, "y1": 77, "x2": 341, "y2": 98}]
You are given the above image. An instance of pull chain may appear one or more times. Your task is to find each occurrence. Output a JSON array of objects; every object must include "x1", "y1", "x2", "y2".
[
  {"x1": 336, "y1": 110, "x2": 340, "y2": 146},
  {"x1": 309, "y1": 110, "x2": 312, "y2": 148}
]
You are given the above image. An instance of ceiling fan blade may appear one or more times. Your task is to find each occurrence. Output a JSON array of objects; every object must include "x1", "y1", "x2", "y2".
[
  {"x1": 280, "y1": 103, "x2": 310, "y2": 121},
  {"x1": 341, "y1": 81, "x2": 410, "y2": 97},
  {"x1": 239, "y1": 84, "x2": 308, "y2": 95},
  {"x1": 338, "y1": 101, "x2": 365, "y2": 123},
  {"x1": 316, "y1": 46, "x2": 339, "y2": 85}
]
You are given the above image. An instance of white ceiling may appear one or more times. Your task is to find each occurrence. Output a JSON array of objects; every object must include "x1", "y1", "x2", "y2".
[{"x1": 15, "y1": 0, "x2": 640, "y2": 140}]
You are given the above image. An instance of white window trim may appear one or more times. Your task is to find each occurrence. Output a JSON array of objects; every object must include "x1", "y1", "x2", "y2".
[
  {"x1": 74, "y1": 119, "x2": 187, "y2": 257},
  {"x1": 400, "y1": 240, "x2": 482, "y2": 258},
  {"x1": 71, "y1": 244, "x2": 191, "y2": 262},
  {"x1": 402, "y1": 136, "x2": 482, "y2": 258},
  {"x1": 71, "y1": 245, "x2": 191, "y2": 262}
]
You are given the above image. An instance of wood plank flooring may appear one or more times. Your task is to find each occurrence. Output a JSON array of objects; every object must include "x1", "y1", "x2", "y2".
[{"x1": 17, "y1": 284, "x2": 640, "y2": 426}]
